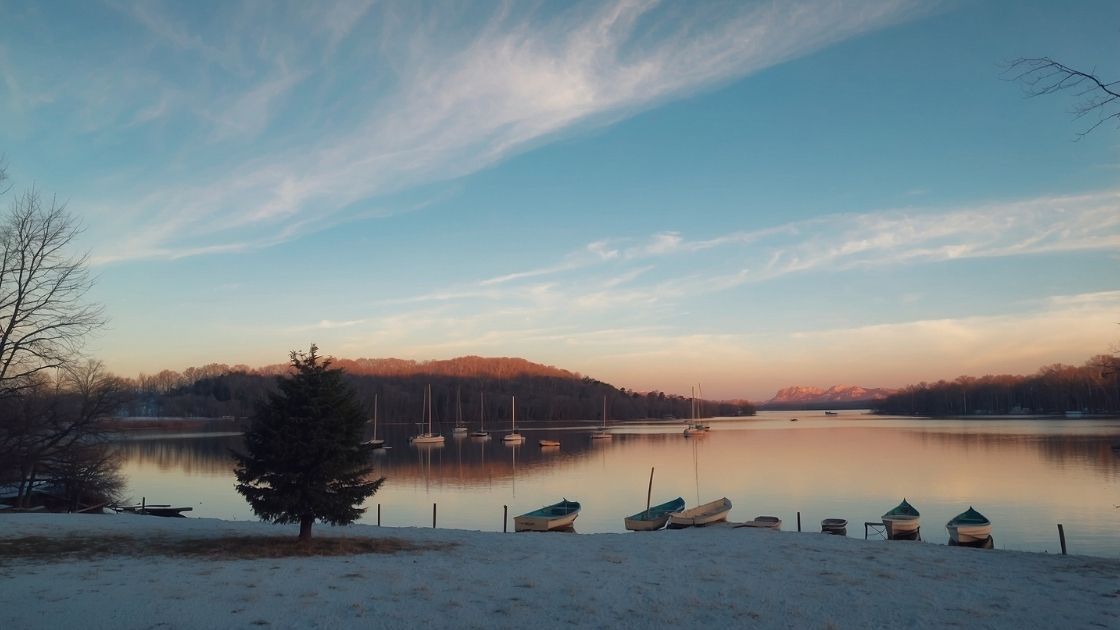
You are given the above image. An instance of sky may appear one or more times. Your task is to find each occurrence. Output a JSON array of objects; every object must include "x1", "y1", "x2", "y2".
[{"x1": 0, "y1": 0, "x2": 1118, "y2": 400}]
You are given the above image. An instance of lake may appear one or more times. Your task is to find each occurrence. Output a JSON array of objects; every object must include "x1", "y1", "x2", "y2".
[{"x1": 111, "y1": 411, "x2": 1120, "y2": 558}]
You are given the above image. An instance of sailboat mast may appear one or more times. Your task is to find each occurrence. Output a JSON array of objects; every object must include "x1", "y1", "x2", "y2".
[
  {"x1": 373, "y1": 393, "x2": 378, "y2": 439},
  {"x1": 602, "y1": 395, "x2": 607, "y2": 429},
  {"x1": 512, "y1": 395, "x2": 516, "y2": 431}
]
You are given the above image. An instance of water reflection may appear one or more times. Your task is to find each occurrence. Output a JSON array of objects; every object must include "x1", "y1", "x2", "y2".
[{"x1": 110, "y1": 413, "x2": 1120, "y2": 557}]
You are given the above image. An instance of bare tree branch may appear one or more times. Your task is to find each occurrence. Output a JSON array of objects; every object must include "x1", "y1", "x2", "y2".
[{"x1": 1004, "y1": 57, "x2": 1120, "y2": 139}]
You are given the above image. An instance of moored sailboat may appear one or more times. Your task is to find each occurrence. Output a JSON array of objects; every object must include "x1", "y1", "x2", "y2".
[
  {"x1": 469, "y1": 392, "x2": 489, "y2": 438},
  {"x1": 591, "y1": 396, "x2": 612, "y2": 439},
  {"x1": 452, "y1": 387, "x2": 468, "y2": 435},
  {"x1": 502, "y1": 395, "x2": 524, "y2": 443},
  {"x1": 363, "y1": 393, "x2": 385, "y2": 448},
  {"x1": 410, "y1": 385, "x2": 444, "y2": 445}
]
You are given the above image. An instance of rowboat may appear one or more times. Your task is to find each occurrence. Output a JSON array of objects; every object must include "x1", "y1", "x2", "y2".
[
  {"x1": 514, "y1": 499, "x2": 581, "y2": 532},
  {"x1": 882, "y1": 498, "x2": 920, "y2": 540},
  {"x1": 538, "y1": 439, "x2": 560, "y2": 448},
  {"x1": 821, "y1": 518, "x2": 848, "y2": 534},
  {"x1": 737, "y1": 515, "x2": 781, "y2": 529},
  {"x1": 667, "y1": 497, "x2": 732, "y2": 528},
  {"x1": 624, "y1": 497, "x2": 685, "y2": 531},
  {"x1": 946, "y1": 506, "x2": 991, "y2": 544}
]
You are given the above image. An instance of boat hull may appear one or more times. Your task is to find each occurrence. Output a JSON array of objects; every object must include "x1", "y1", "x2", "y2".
[
  {"x1": 538, "y1": 440, "x2": 560, "y2": 447},
  {"x1": 667, "y1": 497, "x2": 732, "y2": 528},
  {"x1": 737, "y1": 516, "x2": 781, "y2": 529},
  {"x1": 883, "y1": 516, "x2": 920, "y2": 539},
  {"x1": 503, "y1": 433, "x2": 524, "y2": 443},
  {"x1": 410, "y1": 434, "x2": 444, "y2": 445},
  {"x1": 947, "y1": 523, "x2": 992, "y2": 544},
  {"x1": 821, "y1": 518, "x2": 848, "y2": 535}
]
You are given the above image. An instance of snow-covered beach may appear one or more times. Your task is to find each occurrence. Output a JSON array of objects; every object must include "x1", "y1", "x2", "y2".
[{"x1": 2, "y1": 513, "x2": 1117, "y2": 629}]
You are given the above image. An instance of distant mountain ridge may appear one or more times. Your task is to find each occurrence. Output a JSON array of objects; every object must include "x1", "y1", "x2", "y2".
[{"x1": 766, "y1": 385, "x2": 896, "y2": 406}]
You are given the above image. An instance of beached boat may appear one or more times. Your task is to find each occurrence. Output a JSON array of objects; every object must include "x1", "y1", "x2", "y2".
[
  {"x1": 410, "y1": 385, "x2": 444, "y2": 445},
  {"x1": 737, "y1": 515, "x2": 782, "y2": 529},
  {"x1": 821, "y1": 518, "x2": 848, "y2": 534},
  {"x1": 502, "y1": 395, "x2": 524, "y2": 443},
  {"x1": 667, "y1": 497, "x2": 732, "y2": 528},
  {"x1": 538, "y1": 439, "x2": 560, "y2": 448},
  {"x1": 625, "y1": 497, "x2": 685, "y2": 531},
  {"x1": 117, "y1": 503, "x2": 193, "y2": 518},
  {"x1": 882, "y1": 498, "x2": 920, "y2": 539},
  {"x1": 591, "y1": 396, "x2": 612, "y2": 439},
  {"x1": 514, "y1": 499, "x2": 581, "y2": 532},
  {"x1": 469, "y1": 392, "x2": 489, "y2": 438},
  {"x1": 363, "y1": 393, "x2": 385, "y2": 448},
  {"x1": 946, "y1": 506, "x2": 992, "y2": 544}
]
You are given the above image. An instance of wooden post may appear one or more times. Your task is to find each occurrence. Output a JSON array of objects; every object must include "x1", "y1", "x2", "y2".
[
  {"x1": 797, "y1": 511, "x2": 801, "y2": 532},
  {"x1": 503, "y1": 505, "x2": 508, "y2": 533},
  {"x1": 433, "y1": 503, "x2": 437, "y2": 529},
  {"x1": 1057, "y1": 523, "x2": 1067, "y2": 555},
  {"x1": 377, "y1": 503, "x2": 381, "y2": 527},
  {"x1": 141, "y1": 497, "x2": 146, "y2": 514}
]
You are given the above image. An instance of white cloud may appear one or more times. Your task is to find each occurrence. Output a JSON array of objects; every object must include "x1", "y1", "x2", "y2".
[{"x1": 59, "y1": 0, "x2": 921, "y2": 262}]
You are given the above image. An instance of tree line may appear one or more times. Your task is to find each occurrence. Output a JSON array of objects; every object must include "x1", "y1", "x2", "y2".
[
  {"x1": 872, "y1": 355, "x2": 1120, "y2": 416},
  {"x1": 131, "y1": 364, "x2": 755, "y2": 423}
]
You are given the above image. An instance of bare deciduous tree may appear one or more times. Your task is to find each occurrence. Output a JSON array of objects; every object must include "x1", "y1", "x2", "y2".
[
  {"x1": 0, "y1": 189, "x2": 105, "y2": 397},
  {"x1": 1005, "y1": 57, "x2": 1120, "y2": 138}
]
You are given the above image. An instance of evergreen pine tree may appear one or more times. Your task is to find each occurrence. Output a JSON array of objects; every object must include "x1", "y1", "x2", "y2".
[{"x1": 234, "y1": 345, "x2": 383, "y2": 540}]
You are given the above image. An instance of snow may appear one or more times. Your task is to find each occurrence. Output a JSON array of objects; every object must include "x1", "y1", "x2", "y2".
[{"x1": 1, "y1": 513, "x2": 1118, "y2": 629}]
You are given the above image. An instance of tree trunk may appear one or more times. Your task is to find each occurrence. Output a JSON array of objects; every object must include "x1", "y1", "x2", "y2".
[{"x1": 298, "y1": 515, "x2": 314, "y2": 541}]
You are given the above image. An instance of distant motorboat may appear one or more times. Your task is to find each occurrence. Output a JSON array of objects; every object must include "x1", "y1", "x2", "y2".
[
  {"x1": 625, "y1": 497, "x2": 686, "y2": 532},
  {"x1": 736, "y1": 516, "x2": 782, "y2": 530},
  {"x1": 667, "y1": 497, "x2": 732, "y2": 528},
  {"x1": 514, "y1": 499, "x2": 580, "y2": 532},
  {"x1": 538, "y1": 439, "x2": 560, "y2": 448},
  {"x1": 825, "y1": 411, "x2": 839, "y2": 416},
  {"x1": 789, "y1": 418, "x2": 799, "y2": 422},
  {"x1": 882, "y1": 498, "x2": 921, "y2": 540},
  {"x1": 946, "y1": 507, "x2": 992, "y2": 544}
]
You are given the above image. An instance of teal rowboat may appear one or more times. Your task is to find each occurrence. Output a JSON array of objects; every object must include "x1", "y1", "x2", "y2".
[
  {"x1": 882, "y1": 498, "x2": 920, "y2": 539},
  {"x1": 624, "y1": 497, "x2": 686, "y2": 531},
  {"x1": 946, "y1": 507, "x2": 991, "y2": 544},
  {"x1": 514, "y1": 499, "x2": 581, "y2": 532}
]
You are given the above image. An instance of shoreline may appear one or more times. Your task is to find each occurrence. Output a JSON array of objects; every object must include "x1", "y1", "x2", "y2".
[{"x1": 2, "y1": 513, "x2": 1117, "y2": 629}]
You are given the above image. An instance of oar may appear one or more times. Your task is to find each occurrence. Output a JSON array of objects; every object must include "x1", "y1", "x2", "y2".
[{"x1": 644, "y1": 466, "x2": 654, "y2": 518}]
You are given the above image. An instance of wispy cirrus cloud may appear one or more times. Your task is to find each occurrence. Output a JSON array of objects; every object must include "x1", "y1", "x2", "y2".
[{"x1": 2, "y1": 0, "x2": 923, "y2": 262}]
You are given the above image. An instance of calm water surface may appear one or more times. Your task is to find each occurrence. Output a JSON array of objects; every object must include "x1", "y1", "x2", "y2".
[{"x1": 112, "y1": 411, "x2": 1120, "y2": 557}]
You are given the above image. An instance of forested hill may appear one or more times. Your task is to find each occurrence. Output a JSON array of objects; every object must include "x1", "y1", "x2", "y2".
[
  {"x1": 127, "y1": 356, "x2": 755, "y2": 422},
  {"x1": 872, "y1": 355, "x2": 1120, "y2": 416}
]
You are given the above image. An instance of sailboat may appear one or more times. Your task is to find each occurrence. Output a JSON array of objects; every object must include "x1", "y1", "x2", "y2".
[
  {"x1": 683, "y1": 386, "x2": 710, "y2": 436},
  {"x1": 503, "y1": 395, "x2": 524, "y2": 443},
  {"x1": 469, "y1": 392, "x2": 490, "y2": 438},
  {"x1": 591, "y1": 395, "x2": 612, "y2": 439},
  {"x1": 363, "y1": 393, "x2": 385, "y2": 448},
  {"x1": 410, "y1": 384, "x2": 444, "y2": 445},
  {"x1": 453, "y1": 387, "x2": 468, "y2": 435}
]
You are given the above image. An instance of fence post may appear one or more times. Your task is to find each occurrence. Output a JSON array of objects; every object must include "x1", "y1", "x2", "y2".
[
  {"x1": 503, "y1": 505, "x2": 508, "y2": 533},
  {"x1": 1057, "y1": 523, "x2": 1067, "y2": 555},
  {"x1": 433, "y1": 503, "x2": 437, "y2": 529},
  {"x1": 797, "y1": 511, "x2": 801, "y2": 532}
]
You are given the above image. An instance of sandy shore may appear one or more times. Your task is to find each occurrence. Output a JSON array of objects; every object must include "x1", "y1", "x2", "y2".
[{"x1": 1, "y1": 513, "x2": 1117, "y2": 629}]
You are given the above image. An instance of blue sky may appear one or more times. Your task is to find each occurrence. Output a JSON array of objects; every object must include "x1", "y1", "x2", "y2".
[{"x1": 1, "y1": 0, "x2": 1118, "y2": 399}]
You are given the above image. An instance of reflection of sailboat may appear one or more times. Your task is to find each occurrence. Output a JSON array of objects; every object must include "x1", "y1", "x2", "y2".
[
  {"x1": 591, "y1": 395, "x2": 612, "y2": 440},
  {"x1": 411, "y1": 385, "x2": 445, "y2": 445},
  {"x1": 503, "y1": 395, "x2": 524, "y2": 443},
  {"x1": 453, "y1": 387, "x2": 468, "y2": 435},
  {"x1": 364, "y1": 393, "x2": 385, "y2": 448},
  {"x1": 470, "y1": 392, "x2": 490, "y2": 438}
]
